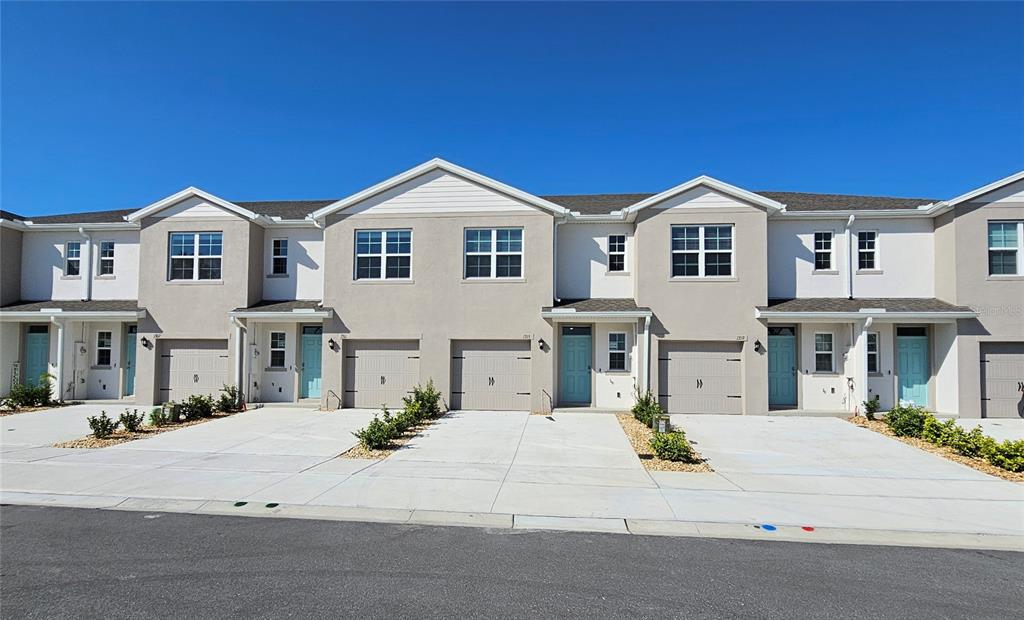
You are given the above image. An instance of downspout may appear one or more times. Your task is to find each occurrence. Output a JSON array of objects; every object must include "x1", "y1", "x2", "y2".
[
  {"x1": 844, "y1": 215, "x2": 855, "y2": 299},
  {"x1": 51, "y1": 316, "x2": 65, "y2": 402},
  {"x1": 553, "y1": 217, "x2": 565, "y2": 304},
  {"x1": 78, "y1": 227, "x2": 93, "y2": 301}
]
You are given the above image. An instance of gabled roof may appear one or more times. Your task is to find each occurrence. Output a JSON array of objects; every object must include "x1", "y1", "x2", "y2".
[
  {"x1": 126, "y1": 187, "x2": 259, "y2": 223},
  {"x1": 934, "y1": 170, "x2": 1024, "y2": 209},
  {"x1": 310, "y1": 158, "x2": 570, "y2": 220},
  {"x1": 756, "y1": 191, "x2": 934, "y2": 212},
  {"x1": 233, "y1": 200, "x2": 335, "y2": 220},
  {"x1": 622, "y1": 175, "x2": 786, "y2": 215}
]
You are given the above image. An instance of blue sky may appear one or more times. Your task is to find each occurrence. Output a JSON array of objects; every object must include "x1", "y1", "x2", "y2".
[{"x1": 2, "y1": 1, "x2": 1022, "y2": 216}]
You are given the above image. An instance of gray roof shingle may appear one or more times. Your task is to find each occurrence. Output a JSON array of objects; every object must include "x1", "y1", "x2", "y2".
[
  {"x1": 544, "y1": 298, "x2": 651, "y2": 313},
  {"x1": 0, "y1": 300, "x2": 140, "y2": 312},
  {"x1": 232, "y1": 300, "x2": 328, "y2": 312},
  {"x1": 758, "y1": 298, "x2": 973, "y2": 314}
]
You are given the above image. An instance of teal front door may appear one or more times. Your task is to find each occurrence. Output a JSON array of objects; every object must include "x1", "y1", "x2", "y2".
[
  {"x1": 300, "y1": 327, "x2": 322, "y2": 399},
  {"x1": 560, "y1": 326, "x2": 591, "y2": 404},
  {"x1": 123, "y1": 326, "x2": 137, "y2": 396},
  {"x1": 897, "y1": 333, "x2": 929, "y2": 407},
  {"x1": 24, "y1": 326, "x2": 49, "y2": 387},
  {"x1": 768, "y1": 328, "x2": 797, "y2": 406}
]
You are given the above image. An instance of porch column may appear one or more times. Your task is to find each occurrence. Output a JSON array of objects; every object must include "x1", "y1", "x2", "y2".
[
  {"x1": 51, "y1": 318, "x2": 65, "y2": 402},
  {"x1": 851, "y1": 318, "x2": 870, "y2": 414}
]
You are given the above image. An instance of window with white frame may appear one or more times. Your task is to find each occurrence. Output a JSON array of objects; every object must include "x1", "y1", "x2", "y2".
[
  {"x1": 671, "y1": 225, "x2": 733, "y2": 277},
  {"x1": 867, "y1": 332, "x2": 879, "y2": 374},
  {"x1": 464, "y1": 228, "x2": 523, "y2": 279},
  {"x1": 96, "y1": 331, "x2": 112, "y2": 366},
  {"x1": 988, "y1": 221, "x2": 1022, "y2": 276},
  {"x1": 269, "y1": 332, "x2": 286, "y2": 368},
  {"x1": 814, "y1": 333, "x2": 834, "y2": 373},
  {"x1": 608, "y1": 332, "x2": 628, "y2": 371},
  {"x1": 97, "y1": 241, "x2": 115, "y2": 276},
  {"x1": 355, "y1": 230, "x2": 411, "y2": 280},
  {"x1": 65, "y1": 241, "x2": 81, "y2": 276},
  {"x1": 608, "y1": 235, "x2": 626, "y2": 272},
  {"x1": 169, "y1": 232, "x2": 222, "y2": 280},
  {"x1": 271, "y1": 239, "x2": 288, "y2": 275},
  {"x1": 857, "y1": 231, "x2": 877, "y2": 270},
  {"x1": 814, "y1": 232, "x2": 833, "y2": 270}
]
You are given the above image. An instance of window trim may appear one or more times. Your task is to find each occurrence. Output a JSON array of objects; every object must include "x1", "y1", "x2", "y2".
[
  {"x1": 95, "y1": 330, "x2": 112, "y2": 367},
  {"x1": 608, "y1": 331, "x2": 628, "y2": 372},
  {"x1": 607, "y1": 234, "x2": 627, "y2": 273},
  {"x1": 269, "y1": 331, "x2": 287, "y2": 369},
  {"x1": 987, "y1": 220, "x2": 1023, "y2": 277},
  {"x1": 167, "y1": 232, "x2": 223, "y2": 281},
  {"x1": 97, "y1": 240, "x2": 115, "y2": 276},
  {"x1": 856, "y1": 230, "x2": 879, "y2": 272},
  {"x1": 866, "y1": 331, "x2": 879, "y2": 375},
  {"x1": 271, "y1": 238, "x2": 289, "y2": 276},
  {"x1": 813, "y1": 231, "x2": 834, "y2": 272},
  {"x1": 464, "y1": 227, "x2": 524, "y2": 280},
  {"x1": 814, "y1": 332, "x2": 835, "y2": 374},
  {"x1": 354, "y1": 229, "x2": 413, "y2": 281},
  {"x1": 64, "y1": 241, "x2": 81, "y2": 277},
  {"x1": 670, "y1": 224, "x2": 735, "y2": 279}
]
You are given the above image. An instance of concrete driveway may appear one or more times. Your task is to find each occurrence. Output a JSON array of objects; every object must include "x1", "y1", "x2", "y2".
[
  {"x1": 947, "y1": 418, "x2": 1024, "y2": 442},
  {"x1": 1, "y1": 403, "x2": 130, "y2": 450}
]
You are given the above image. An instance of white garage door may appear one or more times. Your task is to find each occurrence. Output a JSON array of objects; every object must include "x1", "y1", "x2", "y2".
[
  {"x1": 451, "y1": 340, "x2": 531, "y2": 411},
  {"x1": 981, "y1": 342, "x2": 1024, "y2": 419},
  {"x1": 658, "y1": 341, "x2": 743, "y2": 415},
  {"x1": 159, "y1": 339, "x2": 229, "y2": 404},
  {"x1": 343, "y1": 340, "x2": 420, "y2": 408}
]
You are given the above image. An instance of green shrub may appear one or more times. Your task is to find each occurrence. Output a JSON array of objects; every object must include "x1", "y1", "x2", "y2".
[
  {"x1": 119, "y1": 409, "x2": 144, "y2": 432},
  {"x1": 354, "y1": 415, "x2": 394, "y2": 450},
  {"x1": 922, "y1": 416, "x2": 957, "y2": 444},
  {"x1": 0, "y1": 397, "x2": 17, "y2": 412},
  {"x1": 403, "y1": 380, "x2": 443, "y2": 419},
  {"x1": 179, "y1": 394, "x2": 215, "y2": 420},
  {"x1": 650, "y1": 431, "x2": 697, "y2": 462},
  {"x1": 632, "y1": 388, "x2": 663, "y2": 427},
  {"x1": 87, "y1": 411, "x2": 119, "y2": 439},
  {"x1": 403, "y1": 399, "x2": 424, "y2": 423},
  {"x1": 7, "y1": 374, "x2": 54, "y2": 408},
  {"x1": 862, "y1": 395, "x2": 881, "y2": 421},
  {"x1": 884, "y1": 404, "x2": 929, "y2": 437},
  {"x1": 944, "y1": 425, "x2": 992, "y2": 458},
  {"x1": 216, "y1": 384, "x2": 243, "y2": 413},
  {"x1": 982, "y1": 439, "x2": 1024, "y2": 473},
  {"x1": 148, "y1": 407, "x2": 172, "y2": 427}
]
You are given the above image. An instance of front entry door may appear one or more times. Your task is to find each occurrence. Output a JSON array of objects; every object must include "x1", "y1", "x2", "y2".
[
  {"x1": 300, "y1": 326, "x2": 323, "y2": 399},
  {"x1": 560, "y1": 326, "x2": 591, "y2": 404},
  {"x1": 123, "y1": 325, "x2": 137, "y2": 397},
  {"x1": 768, "y1": 327, "x2": 797, "y2": 407},
  {"x1": 24, "y1": 326, "x2": 50, "y2": 387},
  {"x1": 897, "y1": 328, "x2": 929, "y2": 407}
]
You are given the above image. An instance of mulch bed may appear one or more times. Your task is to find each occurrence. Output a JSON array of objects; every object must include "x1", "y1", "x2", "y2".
[
  {"x1": 616, "y1": 414, "x2": 713, "y2": 473},
  {"x1": 1, "y1": 402, "x2": 80, "y2": 417},
  {"x1": 846, "y1": 416, "x2": 1024, "y2": 483},
  {"x1": 340, "y1": 412, "x2": 449, "y2": 460},
  {"x1": 53, "y1": 412, "x2": 238, "y2": 449}
]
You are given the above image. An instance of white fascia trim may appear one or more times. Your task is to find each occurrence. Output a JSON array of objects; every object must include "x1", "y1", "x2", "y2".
[
  {"x1": 541, "y1": 310, "x2": 653, "y2": 320},
  {"x1": 932, "y1": 170, "x2": 1024, "y2": 212},
  {"x1": 309, "y1": 158, "x2": 570, "y2": 221},
  {"x1": 1, "y1": 219, "x2": 138, "y2": 231},
  {"x1": 755, "y1": 310, "x2": 977, "y2": 321},
  {"x1": 262, "y1": 218, "x2": 320, "y2": 229},
  {"x1": 0, "y1": 218, "x2": 29, "y2": 230},
  {"x1": 0, "y1": 310, "x2": 145, "y2": 321},
  {"x1": 775, "y1": 209, "x2": 934, "y2": 220},
  {"x1": 566, "y1": 212, "x2": 627, "y2": 223},
  {"x1": 623, "y1": 175, "x2": 786, "y2": 216},
  {"x1": 126, "y1": 187, "x2": 259, "y2": 223},
  {"x1": 227, "y1": 310, "x2": 332, "y2": 320}
]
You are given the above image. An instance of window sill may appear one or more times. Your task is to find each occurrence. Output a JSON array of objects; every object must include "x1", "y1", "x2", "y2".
[
  {"x1": 605, "y1": 271, "x2": 631, "y2": 277},
  {"x1": 94, "y1": 275, "x2": 116, "y2": 280},
  {"x1": 812, "y1": 270, "x2": 839, "y2": 275},
  {"x1": 811, "y1": 371, "x2": 839, "y2": 376},
  {"x1": 986, "y1": 275, "x2": 1024, "y2": 281},
  {"x1": 266, "y1": 274, "x2": 289, "y2": 279},
  {"x1": 90, "y1": 366, "x2": 112, "y2": 371},
  {"x1": 352, "y1": 279, "x2": 415, "y2": 285},
  {"x1": 868, "y1": 372, "x2": 884, "y2": 377},
  {"x1": 668, "y1": 277, "x2": 738, "y2": 283},
  {"x1": 604, "y1": 370, "x2": 632, "y2": 375},
  {"x1": 856, "y1": 270, "x2": 883, "y2": 275},
  {"x1": 166, "y1": 280, "x2": 224, "y2": 285},
  {"x1": 61, "y1": 276, "x2": 81, "y2": 281},
  {"x1": 264, "y1": 367, "x2": 289, "y2": 373},
  {"x1": 461, "y1": 278, "x2": 526, "y2": 284}
]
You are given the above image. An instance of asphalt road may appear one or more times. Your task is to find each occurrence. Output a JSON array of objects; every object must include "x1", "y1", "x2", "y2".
[{"x1": 1, "y1": 506, "x2": 1021, "y2": 619}]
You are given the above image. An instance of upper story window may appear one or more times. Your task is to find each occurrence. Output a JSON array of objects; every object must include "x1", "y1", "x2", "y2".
[
  {"x1": 608, "y1": 235, "x2": 626, "y2": 272},
  {"x1": 98, "y1": 241, "x2": 115, "y2": 276},
  {"x1": 64, "y1": 241, "x2": 81, "y2": 276},
  {"x1": 867, "y1": 332, "x2": 879, "y2": 374},
  {"x1": 608, "y1": 332, "x2": 628, "y2": 371},
  {"x1": 169, "y1": 232, "x2": 222, "y2": 281},
  {"x1": 271, "y1": 239, "x2": 288, "y2": 276},
  {"x1": 814, "y1": 332, "x2": 834, "y2": 373},
  {"x1": 814, "y1": 232, "x2": 833, "y2": 270},
  {"x1": 465, "y1": 228, "x2": 523, "y2": 279},
  {"x1": 671, "y1": 224, "x2": 733, "y2": 278},
  {"x1": 269, "y1": 332, "x2": 286, "y2": 368},
  {"x1": 96, "y1": 330, "x2": 112, "y2": 366},
  {"x1": 857, "y1": 231, "x2": 877, "y2": 270},
  {"x1": 355, "y1": 230, "x2": 411, "y2": 280},
  {"x1": 988, "y1": 221, "x2": 1022, "y2": 276}
]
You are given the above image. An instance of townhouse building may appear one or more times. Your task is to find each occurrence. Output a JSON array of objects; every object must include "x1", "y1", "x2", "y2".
[{"x1": 1, "y1": 160, "x2": 1021, "y2": 419}]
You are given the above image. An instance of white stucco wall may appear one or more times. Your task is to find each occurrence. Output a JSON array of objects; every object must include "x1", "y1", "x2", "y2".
[
  {"x1": 0, "y1": 323, "x2": 19, "y2": 396},
  {"x1": 262, "y1": 229, "x2": 324, "y2": 301},
  {"x1": 91, "y1": 231, "x2": 140, "y2": 300},
  {"x1": 798, "y1": 322, "x2": 853, "y2": 411},
  {"x1": 247, "y1": 322, "x2": 298, "y2": 403},
  {"x1": 556, "y1": 223, "x2": 634, "y2": 300},
  {"x1": 932, "y1": 322, "x2": 959, "y2": 415},
  {"x1": 767, "y1": 218, "x2": 935, "y2": 299},
  {"x1": 20, "y1": 231, "x2": 139, "y2": 301},
  {"x1": 593, "y1": 322, "x2": 638, "y2": 409},
  {"x1": 866, "y1": 323, "x2": 896, "y2": 411}
]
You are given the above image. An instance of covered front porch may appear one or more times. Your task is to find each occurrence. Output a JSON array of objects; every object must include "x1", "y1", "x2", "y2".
[
  {"x1": 541, "y1": 299, "x2": 652, "y2": 410},
  {"x1": 0, "y1": 300, "x2": 145, "y2": 402},
  {"x1": 756, "y1": 298, "x2": 977, "y2": 416},
  {"x1": 229, "y1": 300, "x2": 334, "y2": 405}
]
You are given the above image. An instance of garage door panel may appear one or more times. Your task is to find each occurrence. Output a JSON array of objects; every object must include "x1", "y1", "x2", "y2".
[
  {"x1": 159, "y1": 340, "x2": 229, "y2": 404},
  {"x1": 344, "y1": 340, "x2": 420, "y2": 409},
  {"x1": 658, "y1": 341, "x2": 743, "y2": 415},
  {"x1": 452, "y1": 340, "x2": 530, "y2": 411},
  {"x1": 981, "y1": 343, "x2": 1024, "y2": 419}
]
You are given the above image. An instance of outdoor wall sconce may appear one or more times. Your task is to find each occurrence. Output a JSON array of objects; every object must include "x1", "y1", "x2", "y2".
[
  {"x1": 537, "y1": 338, "x2": 546, "y2": 348},
  {"x1": 140, "y1": 337, "x2": 152, "y2": 349},
  {"x1": 328, "y1": 338, "x2": 338, "y2": 351},
  {"x1": 753, "y1": 339, "x2": 765, "y2": 354}
]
